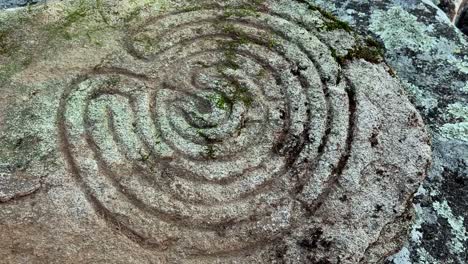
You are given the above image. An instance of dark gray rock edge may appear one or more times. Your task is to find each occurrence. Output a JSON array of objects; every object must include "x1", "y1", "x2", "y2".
[
  {"x1": 0, "y1": 0, "x2": 43, "y2": 9},
  {"x1": 0, "y1": 0, "x2": 466, "y2": 263},
  {"x1": 304, "y1": 0, "x2": 467, "y2": 263}
]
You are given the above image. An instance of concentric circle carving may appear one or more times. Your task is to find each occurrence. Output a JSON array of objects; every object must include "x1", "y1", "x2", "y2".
[{"x1": 58, "y1": 1, "x2": 431, "y2": 262}]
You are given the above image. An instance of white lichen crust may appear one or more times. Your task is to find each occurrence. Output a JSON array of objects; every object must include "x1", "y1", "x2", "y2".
[{"x1": 0, "y1": 0, "x2": 432, "y2": 263}]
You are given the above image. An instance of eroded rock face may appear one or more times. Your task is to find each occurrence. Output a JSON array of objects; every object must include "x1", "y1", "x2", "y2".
[
  {"x1": 456, "y1": 5, "x2": 468, "y2": 34},
  {"x1": 303, "y1": 1, "x2": 467, "y2": 263},
  {"x1": 0, "y1": 0, "x2": 42, "y2": 9},
  {"x1": 437, "y1": 0, "x2": 468, "y2": 30},
  {"x1": 0, "y1": 1, "x2": 431, "y2": 263},
  {"x1": 308, "y1": 1, "x2": 468, "y2": 141},
  {"x1": 436, "y1": 0, "x2": 468, "y2": 35}
]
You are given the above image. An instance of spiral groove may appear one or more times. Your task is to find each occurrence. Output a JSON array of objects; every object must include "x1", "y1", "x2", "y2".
[{"x1": 58, "y1": 1, "x2": 431, "y2": 262}]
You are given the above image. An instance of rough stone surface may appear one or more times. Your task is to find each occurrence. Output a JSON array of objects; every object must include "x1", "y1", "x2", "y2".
[
  {"x1": 436, "y1": 0, "x2": 467, "y2": 25},
  {"x1": 303, "y1": 0, "x2": 467, "y2": 263},
  {"x1": 0, "y1": 0, "x2": 42, "y2": 9},
  {"x1": 435, "y1": 0, "x2": 468, "y2": 35},
  {"x1": 0, "y1": 0, "x2": 432, "y2": 263},
  {"x1": 456, "y1": 4, "x2": 468, "y2": 34}
]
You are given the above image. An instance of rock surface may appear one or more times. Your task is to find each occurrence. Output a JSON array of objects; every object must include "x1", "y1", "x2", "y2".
[
  {"x1": 0, "y1": 0, "x2": 432, "y2": 263},
  {"x1": 456, "y1": 5, "x2": 468, "y2": 34},
  {"x1": 437, "y1": 0, "x2": 467, "y2": 23},
  {"x1": 304, "y1": 0, "x2": 467, "y2": 263},
  {"x1": 436, "y1": 0, "x2": 468, "y2": 34},
  {"x1": 0, "y1": 0, "x2": 42, "y2": 9}
]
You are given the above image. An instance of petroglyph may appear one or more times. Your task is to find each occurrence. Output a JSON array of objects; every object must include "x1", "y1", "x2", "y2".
[{"x1": 1, "y1": 1, "x2": 432, "y2": 263}]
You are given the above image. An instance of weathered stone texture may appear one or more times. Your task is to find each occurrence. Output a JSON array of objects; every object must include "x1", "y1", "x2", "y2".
[
  {"x1": 0, "y1": 0, "x2": 42, "y2": 9},
  {"x1": 304, "y1": 0, "x2": 467, "y2": 263},
  {"x1": 437, "y1": 0, "x2": 468, "y2": 32},
  {"x1": 0, "y1": 0, "x2": 433, "y2": 263}
]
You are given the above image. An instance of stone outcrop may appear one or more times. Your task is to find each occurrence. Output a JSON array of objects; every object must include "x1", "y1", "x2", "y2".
[
  {"x1": 0, "y1": 1, "x2": 433, "y2": 263},
  {"x1": 0, "y1": 0, "x2": 42, "y2": 9},
  {"x1": 304, "y1": 1, "x2": 467, "y2": 263}
]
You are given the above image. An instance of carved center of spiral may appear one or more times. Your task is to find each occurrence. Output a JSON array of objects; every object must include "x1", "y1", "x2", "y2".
[{"x1": 57, "y1": 1, "x2": 432, "y2": 262}]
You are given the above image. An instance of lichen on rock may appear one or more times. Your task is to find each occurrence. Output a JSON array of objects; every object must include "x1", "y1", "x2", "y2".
[{"x1": 0, "y1": 1, "x2": 432, "y2": 263}]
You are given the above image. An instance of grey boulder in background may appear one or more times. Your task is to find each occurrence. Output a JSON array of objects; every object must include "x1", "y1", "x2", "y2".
[
  {"x1": 304, "y1": 0, "x2": 467, "y2": 263},
  {"x1": 0, "y1": 0, "x2": 43, "y2": 9},
  {"x1": 0, "y1": 0, "x2": 432, "y2": 263}
]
